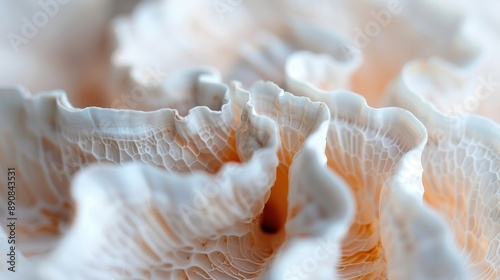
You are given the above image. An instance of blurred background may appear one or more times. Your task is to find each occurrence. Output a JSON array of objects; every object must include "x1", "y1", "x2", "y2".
[
  {"x1": 0, "y1": 0, "x2": 498, "y2": 121},
  {"x1": 0, "y1": 0, "x2": 140, "y2": 107}
]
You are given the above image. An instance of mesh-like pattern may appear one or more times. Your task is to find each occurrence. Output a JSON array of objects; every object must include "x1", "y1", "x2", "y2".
[
  {"x1": 422, "y1": 118, "x2": 500, "y2": 279},
  {"x1": 0, "y1": 79, "x2": 238, "y2": 257},
  {"x1": 385, "y1": 66, "x2": 500, "y2": 279}
]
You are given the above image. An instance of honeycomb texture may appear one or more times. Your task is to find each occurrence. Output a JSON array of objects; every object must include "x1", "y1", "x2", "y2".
[
  {"x1": 264, "y1": 119, "x2": 355, "y2": 280},
  {"x1": 1, "y1": 0, "x2": 500, "y2": 278},
  {"x1": 1, "y1": 68, "x2": 497, "y2": 279},
  {"x1": 239, "y1": 81, "x2": 331, "y2": 236},
  {"x1": 385, "y1": 70, "x2": 500, "y2": 279},
  {"x1": 287, "y1": 75, "x2": 470, "y2": 279},
  {"x1": 39, "y1": 102, "x2": 281, "y2": 279},
  {"x1": 0, "y1": 72, "x2": 242, "y2": 257},
  {"x1": 1, "y1": 80, "x2": 346, "y2": 279},
  {"x1": 421, "y1": 117, "x2": 500, "y2": 279}
]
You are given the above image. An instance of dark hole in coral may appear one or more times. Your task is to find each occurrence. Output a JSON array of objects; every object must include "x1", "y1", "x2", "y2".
[
  {"x1": 259, "y1": 203, "x2": 281, "y2": 234},
  {"x1": 260, "y1": 220, "x2": 279, "y2": 234}
]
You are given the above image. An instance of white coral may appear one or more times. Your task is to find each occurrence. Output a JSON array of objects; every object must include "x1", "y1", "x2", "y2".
[{"x1": 0, "y1": 0, "x2": 499, "y2": 279}]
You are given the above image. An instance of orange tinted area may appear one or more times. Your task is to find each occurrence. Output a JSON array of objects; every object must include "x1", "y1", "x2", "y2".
[
  {"x1": 260, "y1": 162, "x2": 289, "y2": 234},
  {"x1": 327, "y1": 152, "x2": 387, "y2": 278},
  {"x1": 423, "y1": 175, "x2": 496, "y2": 278},
  {"x1": 178, "y1": 126, "x2": 241, "y2": 175},
  {"x1": 260, "y1": 138, "x2": 296, "y2": 234}
]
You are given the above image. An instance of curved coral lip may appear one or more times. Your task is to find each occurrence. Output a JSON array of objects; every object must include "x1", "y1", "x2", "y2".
[
  {"x1": 395, "y1": 59, "x2": 500, "y2": 145},
  {"x1": 0, "y1": 69, "x2": 236, "y2": 133}
]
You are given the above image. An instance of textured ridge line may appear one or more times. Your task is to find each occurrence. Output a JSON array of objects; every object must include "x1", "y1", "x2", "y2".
[
  {"x1": 385, "y1": 65, "x2": 500, "y2": 279},
  {"x1": 38, "y1": 95, "x2": 281, "y2": 280},
  {"x1": 0, "y1": 69, "x2": 242, "y2": 258},
  {"x1": 286, "y1": 72, "x2": 466, "y2": 279}
]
